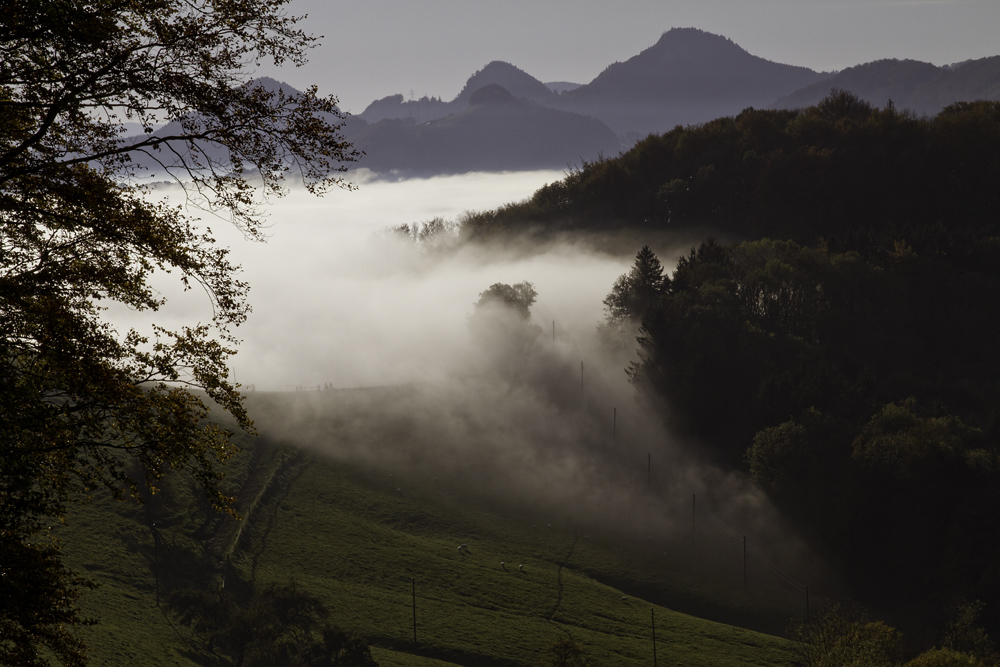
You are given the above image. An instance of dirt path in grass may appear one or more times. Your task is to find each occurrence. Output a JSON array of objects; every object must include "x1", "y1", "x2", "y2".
[{"x1": 549, "y1": 529, "x2": 579, "y2": 621}]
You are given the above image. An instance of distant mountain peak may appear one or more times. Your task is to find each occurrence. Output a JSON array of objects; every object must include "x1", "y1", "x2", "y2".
[
  {"x1": 655, "y1": 27, "x2": 739, "y2": 47},
  {"x1": 642, "y1": 28, "x2": 758, "y2": 66},
  {"x1": 479, "y1": 61, "x2": 524, "y2": 75},
  {"x1": 553, "y1": 28, "x2": 825, "y2": 135},
  {"x1": 453, "y1": 61, "x2": 554, "y2": 106}
]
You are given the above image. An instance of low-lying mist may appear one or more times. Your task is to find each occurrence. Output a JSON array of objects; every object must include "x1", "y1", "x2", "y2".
[{"x1": 119, "y1": 170, "x2": 835, "y2": 611}]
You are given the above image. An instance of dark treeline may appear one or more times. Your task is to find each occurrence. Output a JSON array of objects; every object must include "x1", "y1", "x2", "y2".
[
  {"x1": 460, "y1": 91, "x2": 1000, "y2": 254},
  {"x1": 464, "y1": 92, "x2": 1000, "y2": 644},
  {"x1": 628, "y1": 237, "x2": 1000, "y2": 638}
]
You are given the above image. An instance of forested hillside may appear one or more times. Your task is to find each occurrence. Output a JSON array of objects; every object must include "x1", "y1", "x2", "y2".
[
  {"x1": 462, "y1": 91, "x2": 1000, "y2": 249},
  {"x1": 630, "y1": 238, "x2": 1000, "y2": 635},
  {"x1": 461, "y1": 92, "x2": 1000, "y2": 641}
]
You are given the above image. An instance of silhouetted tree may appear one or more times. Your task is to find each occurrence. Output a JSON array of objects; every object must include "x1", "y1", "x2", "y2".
[
  {"x1": 168, "y1": 582, "x2": 377, "y2": 667},
  {"x1": 474, "y1": 282, "x2": 538, "y2": 319},
  {"x1": 0, "y1": 0, "x2": 357, "y2": 662},
  {"x1": 468, "y1": 282, "x2": 541, "y2": 381},
  {"x1": 599, "y1": 246, "x2": 669, "y2": 351}
]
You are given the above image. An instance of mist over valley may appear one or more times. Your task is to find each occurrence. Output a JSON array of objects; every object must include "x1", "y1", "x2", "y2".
[{"x1": 11, "y1": 7, "x2": 1000, "y2": 665}]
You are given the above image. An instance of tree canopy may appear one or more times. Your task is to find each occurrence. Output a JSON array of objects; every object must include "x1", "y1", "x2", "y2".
[
  {"x1": 0, "y1": 1, "x2": 358, "y2": 663},
  {"x1": 473, "y1": 281, "x2": 538, "y2": 320},
  {"x1": 459, "y1": 92, "x2": 1000, "y2": 251},
  {"x1": 626, "y1": 235, "x2": 1000, "y2": 634},
  {"x1": 168, "y1": 582, "x2": 377, "y2": 667}
]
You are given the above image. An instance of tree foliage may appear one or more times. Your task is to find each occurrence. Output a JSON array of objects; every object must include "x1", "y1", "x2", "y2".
[
  {"x1": 0, "y1": 0, "x2": 357, "y2": 663},
  {"x1": 168, "y1": 582, "x2": 378, "y2": 667},
  {"x1": 626, "y1": 234, "x2": 1000, "y2": 633},
  {"x1": 474, "y1": 281, "x2": 538, "y2": 320},
  {"x1": 460, "y1": 92, "x2": 1000, "y2": 252}
]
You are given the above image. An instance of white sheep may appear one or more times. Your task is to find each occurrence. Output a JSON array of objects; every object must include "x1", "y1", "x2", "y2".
[
  {"x1": 457, "y1": 544, "x2": 468, "y2": 552},
  {"x1": 518, "y1": 564, "x2": 524, "y2": 572},
  {"x1": 500, "y1": 561, "x2": 507, "y2": 570},
  {"x1": 620, "y1": 596, "x2": 628, "y2": 602}
]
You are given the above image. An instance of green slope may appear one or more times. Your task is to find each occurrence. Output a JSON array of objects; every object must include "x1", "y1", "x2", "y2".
[{"x1": 58, "y1": 431, "x2": 801, "y2": 666}]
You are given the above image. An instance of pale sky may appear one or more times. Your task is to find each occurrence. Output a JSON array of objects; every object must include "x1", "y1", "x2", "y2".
[{"x1": 261, "y1": 0, "x2": 1000, "y2": 113}]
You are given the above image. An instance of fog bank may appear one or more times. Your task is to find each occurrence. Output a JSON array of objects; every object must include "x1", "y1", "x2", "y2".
[
  {"x1": 120, "y1": 170, "x2": 643, "y2": 390},
  {"x1": 113, "y1": 169, "x2": 834, "y2": 610}
]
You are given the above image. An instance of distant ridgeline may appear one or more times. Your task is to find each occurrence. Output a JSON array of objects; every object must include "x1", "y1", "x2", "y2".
[
  {"x1": 472, "y1": 92, "x2": 1000, "y2": 638},
  {"x1": 126, "y1": 30, "x2": 1000, "y2": 177},
  {"x1": 342, "y1": 28, "x2": 1000, "y2": 175}
]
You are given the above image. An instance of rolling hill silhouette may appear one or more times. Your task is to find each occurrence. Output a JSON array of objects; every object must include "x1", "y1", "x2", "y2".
[
  {"x1": 351, "y1": 83, "x2": 621, "y2": 174},
  {"x1": 775, "y1": 56, "x2": 1000, "y2": 115}
]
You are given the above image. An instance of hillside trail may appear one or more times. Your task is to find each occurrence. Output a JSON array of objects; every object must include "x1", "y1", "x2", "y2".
[{"x1": 204, "y1": 439, "x2": 312, "y2": 590}]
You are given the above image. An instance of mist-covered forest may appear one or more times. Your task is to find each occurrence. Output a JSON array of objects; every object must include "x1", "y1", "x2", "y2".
[{"x1": 444, "y1": 92, "x2": 1000, "y2": 644}]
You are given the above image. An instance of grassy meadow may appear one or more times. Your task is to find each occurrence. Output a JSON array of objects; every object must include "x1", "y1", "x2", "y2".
[{"x1": 56, "y1": 389, "x2": 808, "y2": 666}]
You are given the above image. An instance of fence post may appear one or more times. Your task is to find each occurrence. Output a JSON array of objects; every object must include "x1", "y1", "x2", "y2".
[{"x1": 651, "y1": 607, "x2": 658, "y2": 667}]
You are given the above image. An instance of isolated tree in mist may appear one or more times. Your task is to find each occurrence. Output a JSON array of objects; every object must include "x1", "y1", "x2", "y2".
[
  {"x1": 598, "y1": 245, "x2": 669, "y2": 351},
  {"x1": 474, "y1": 281, "x2": 539, "y2": 319},
  {"x1": 468, "y1": 281, "x2": 542, "y2": 380},
  {"x1": 0, "y1": 1, "x2": 357, "y2": 663}
]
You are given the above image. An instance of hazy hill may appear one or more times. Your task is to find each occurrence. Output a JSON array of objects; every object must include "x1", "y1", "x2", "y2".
[
  {"x1": 359, "y1": 93, "x2": 453, "y2": 125},
  {"x1": 349, "y1": 29, "x2": 1000, "y2": 174},
  {"x1": 122, "y1": 77, "x2": 349, "y2": 174},
  {"x1": 350, "y1": 84, "x2": 621, "y2": 174},
  {"x1": 775, "y1": 56, "x2": 1000, "y2": 114},
  {"x1": 358, "y1": 61, "x2": 554, "y2": 124},
  {"x1": 549, "y1": 28, "x2": 827, "y2": 137},
  {"x1": 453, "y1": 61, "x2": 556, "y2": 107}
]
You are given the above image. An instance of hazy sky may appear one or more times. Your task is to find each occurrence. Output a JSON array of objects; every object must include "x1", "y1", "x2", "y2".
[{"x1": 264, "y1": 0, "x2": 1000, "y2": 113}]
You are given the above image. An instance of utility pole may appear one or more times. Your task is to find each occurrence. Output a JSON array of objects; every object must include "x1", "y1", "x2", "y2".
[
  {"x1": 692, "y1": 494, "x2": 696, "y2": 547},
  {"x1": 152, "y1": 522, "x2": 159, "y2": 606},
  {"x1": 743, "y1": 536, "x2": 747, "y2": 590},
  {"x1": 411, "y1": 577, "x2": 417, "y2": 645}
]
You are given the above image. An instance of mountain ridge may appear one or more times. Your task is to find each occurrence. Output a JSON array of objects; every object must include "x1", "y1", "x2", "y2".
[
  {"x1": 774, "y1": 55, "x2": 1000, "y2": 114},
  {"x1": 550, "y1": 28, "x2": 828, "y2": 136}
]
